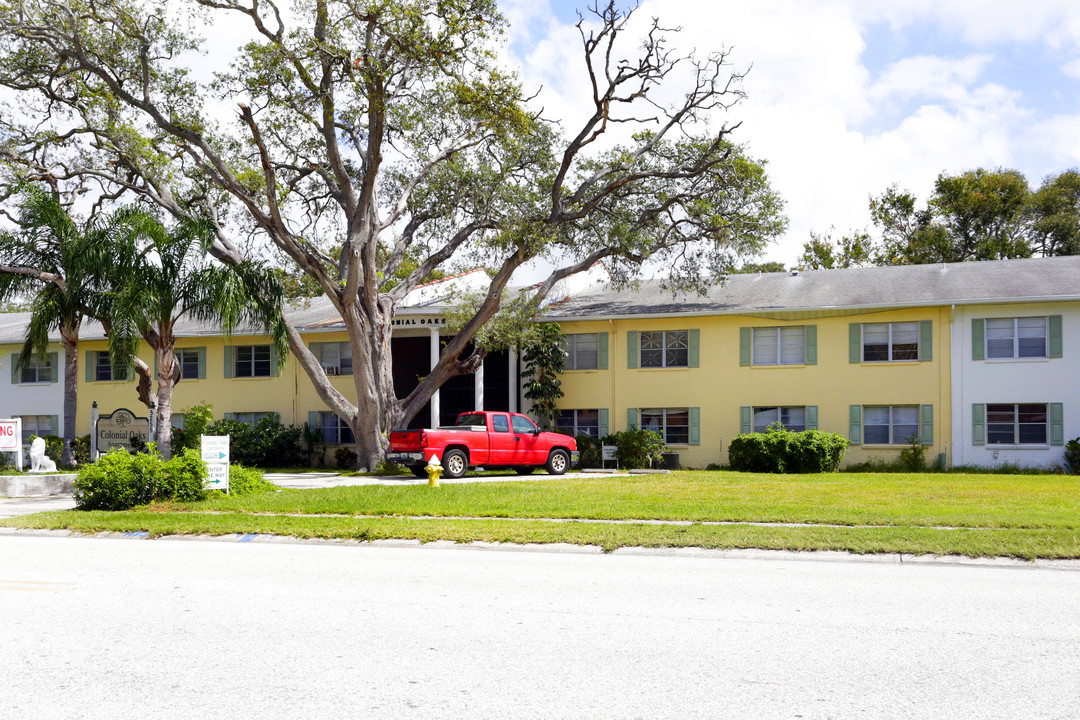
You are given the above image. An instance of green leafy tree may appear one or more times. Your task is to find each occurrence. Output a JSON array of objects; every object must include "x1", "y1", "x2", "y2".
[
  {"x1": 521, "y1": 323, "x2": 566, "y2": 430},
  {"x1": 0, "y1": 0, "x2": 786, "y2": 468},
  {"x1": 0, "y1": 186, "x2": 118, "y2": 466},
  {"x1": 798, "y1": 227, "x2": 875, "y2": 269},
  {"x1": 103, "y1": 212, "x2": 288, "y2": 460},
  {"x1": 1028, "y1": 170, "x2": 1080, "y2": 257}
]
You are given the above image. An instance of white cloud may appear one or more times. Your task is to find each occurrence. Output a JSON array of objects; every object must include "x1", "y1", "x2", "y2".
[
  {"x1": 1063, "y1": 58, "x2": 1080, "y2": 78},
  {"x1": 501, "y1": 0, "x2": 1080, "y2": 268}
]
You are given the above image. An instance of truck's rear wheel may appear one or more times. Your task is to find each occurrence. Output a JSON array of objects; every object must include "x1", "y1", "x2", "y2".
[
  {"x1": 443, "y1": 449, "x2": 468, "y2": 479},
  {"x1": 545, "y1": 449, "x2": 570, "y2": 475}
]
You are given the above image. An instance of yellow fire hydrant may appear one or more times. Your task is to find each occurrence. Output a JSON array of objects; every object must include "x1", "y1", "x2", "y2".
[{"x1": 425, "y1": 454, "x2": 443, "y2": 487}]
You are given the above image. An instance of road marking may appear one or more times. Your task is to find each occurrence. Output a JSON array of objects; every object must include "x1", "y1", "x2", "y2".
[{"x1": 0, "y1": 580, "x2": 75, "y2": 592}]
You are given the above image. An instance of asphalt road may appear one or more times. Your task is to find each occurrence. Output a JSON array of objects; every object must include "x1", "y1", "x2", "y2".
[{"x1": 2, "y1": 534, "x2": 1078, "y2": 719}]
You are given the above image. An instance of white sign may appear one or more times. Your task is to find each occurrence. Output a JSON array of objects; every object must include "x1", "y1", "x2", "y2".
[
  {"x1": 201, "y1": 435, "x2": 230, "y2": 492},
  {"x1": 0, "y1": 418, "x2": 21, "y2": 452},
  {"x1": 0, "y1": 419, "x2": 23, "y2": 471},
  {"x1": 601, "y1": 445, "x2": 617, "y2": 461}
]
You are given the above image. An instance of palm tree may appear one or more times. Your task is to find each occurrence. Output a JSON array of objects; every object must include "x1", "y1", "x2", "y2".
[
  {"x1": 104, "y1": 212, "x2": 288, "y2": 460},
  {"x1": 0, "y1": 187, "x2": 116, "y2": 467}
]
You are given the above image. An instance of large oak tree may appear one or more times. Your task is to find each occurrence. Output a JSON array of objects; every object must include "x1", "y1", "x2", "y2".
[{"x1": 0, "y1": 0, "x2": 786, "y2": 468}]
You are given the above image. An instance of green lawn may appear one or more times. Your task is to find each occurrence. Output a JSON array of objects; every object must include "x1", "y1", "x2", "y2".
[{"x1": 4, "y1": 470, "x2": 1080, "y2": 558}]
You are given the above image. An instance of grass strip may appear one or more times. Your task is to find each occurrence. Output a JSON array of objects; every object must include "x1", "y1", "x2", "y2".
[
  {"x1": 174, "y1": 471, "x2": 1080, "y2": 530},
  {"x1": 5, "y1": 511, "x2": 1080, "y2": 559}
]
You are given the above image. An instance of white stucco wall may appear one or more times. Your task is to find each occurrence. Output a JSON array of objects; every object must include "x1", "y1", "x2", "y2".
[
  {"x1": 951, "y1": 302, "x2": 1080, "y2": 469},
  {"x1": 0, "y1": 342, "x2": 67, "y2": 438}
]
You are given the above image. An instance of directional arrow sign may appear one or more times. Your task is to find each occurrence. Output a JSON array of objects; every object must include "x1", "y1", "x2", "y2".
[{"x1": 201, "y1": 435, "x2": 230, "y2": 493}]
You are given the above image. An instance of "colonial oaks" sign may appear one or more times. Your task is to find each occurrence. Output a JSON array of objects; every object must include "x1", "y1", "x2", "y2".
[{"x1": 95, "y1": 408, "x2": 150, "y2": 454}]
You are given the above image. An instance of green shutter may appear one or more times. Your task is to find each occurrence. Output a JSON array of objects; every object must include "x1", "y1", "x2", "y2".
[
  {"x1": 1049, "y1": 316, "x2": 1063, "y2": 358},
  {"x1": 740, "y1": 406, "x2": 751, "y2": 434},
  {"x1": 972, "y1": 319, "x2": 985, "y2": 361},
  {"x1": 47, "y1": 352, "x2": 59, "y2": 383},
  {"x1": 197, "y1": 347, "x2": 206, "y2": 379},
  {"x1": 224, "y1": 412, "x2": 235, "y2": 421},
  {"x1": 689, "y1": 407, "x2": 700, "y2": 445},
  {"x1": 308, "y1": 341, "x2": 320, "y2": 361},
  {"x1": 627, "y1": 331, "x2": 638, "y2": 369},
  {"x1": 804, "y1": 325, "x2": 817, "y2": 365},
  {"x1": 308, "y1": 411, "x2": 318, "y2": 429},
  {"x1": 806, "y1": 405, "x2": 818, "y2": 431},
  {"x1": 972, "y1": 404, "x2": 985, "y2": 446},
  {"x1": 849, "y1": 405, "x2": 862, "y2": 445},
  {"x1": 849, "y1": 323, "x2": 861, "y2": 363},
  {"x1": 739, "y1": 327, "x2": 751, "y2": 366},
  {"x1": 598, "y1": 408, "x2": 609, "y2": 437},
  {"x1": 688, "y1": 329, "x2": 700, "y2": 368},
  {"x1": 597, "y1": 333, "x2": 608, "y2": 370},
  {"x1": 1049, "y1": 403, "x2": 1064, "y2": 446},
  {"x1": 49, "y1": 415, "x2": 59, "y2": 436},
  {"x1": 919, "y1": 320, "x2": 933, "y2": 362},
  {"x1": 270, "y1": 346, "x2": 280, "y2": 376},
  {"x1": 86, "y1": 351, "x2": 94, "y2": 382},
  {"x1": 626, "y1": 407, "x2": 638, "y2": 430},
  {"x1": 559, "y1": 335, "x2": 571, "y2": 368},
  {"x1": 224, "y1": 346, "x2": 234, "y2": 379},
  {"x1": 920, "y1": 404, "x2": 933, "y2": 446},
  {"x1": 10, "y1": 354, "x2": 18, "y2": 384}
]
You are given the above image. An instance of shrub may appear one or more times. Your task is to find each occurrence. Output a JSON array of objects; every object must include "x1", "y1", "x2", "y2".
[
  {"x1": 613, "y1": 429, "x2": 666, "y2": 469},
  {"x1": 74, "y1": 447, "x2": 208, "y2": 510},
  {"x1": 227, "y1": 465, "x2": 277, "y2": 495},
  {"x1": 173, "y1": 411, "x2": 307, "y2": 468},
  {"x1": 72, "y1": 435, "x2": 92, "y2": 466},
  {"x1": 898, "y1": 434, "x2": 927, "y2": 471},
  {"x1": 335, "y1": 446, "x2": 358, "y2": 469},
  {"x1": 728, "y1": 426, "x2": 848, "y2": 473},
  {"x1": 1065, "y1": 438, "x2": 1080, "y2": 475}
]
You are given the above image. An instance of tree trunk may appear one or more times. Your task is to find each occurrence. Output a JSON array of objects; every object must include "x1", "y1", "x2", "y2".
[
  {"x1": 60, "y1": 326, "x2": 79, "y2": 468},
  {"x1": 154, "y1": 343, "x2": 177, "y2": 460}
]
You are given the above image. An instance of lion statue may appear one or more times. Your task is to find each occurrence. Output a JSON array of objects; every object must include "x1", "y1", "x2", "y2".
[{"x1": 29, "y1": 436, "x2": 57, "y2": 473}]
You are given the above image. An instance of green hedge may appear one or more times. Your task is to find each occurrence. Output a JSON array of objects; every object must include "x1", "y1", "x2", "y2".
[
  {"x1": 728, "y1": 427, "x2": 848, "y2": 473},
  {"x1": 74, "y1": 447, "x2": 208, "y2": 510}
]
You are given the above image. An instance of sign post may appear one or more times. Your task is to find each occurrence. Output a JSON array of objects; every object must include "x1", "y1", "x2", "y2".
[
  {"x1": 201, "y1": 435, "x2": 230, "y2": 493},
  {"x1": 0, "y1": 418, "x2": 23, "y2": 471}
]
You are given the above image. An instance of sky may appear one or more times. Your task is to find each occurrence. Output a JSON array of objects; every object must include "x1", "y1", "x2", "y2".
[{"x1": 497, "y1": 0, "x2": 1080, "y2": 268}]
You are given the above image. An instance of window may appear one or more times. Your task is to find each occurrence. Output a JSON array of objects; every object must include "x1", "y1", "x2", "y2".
[
  {"x1": 752, "y1": 327, "x2": 804, "y2": 365},
  {"x1": 512, "y1": 415, "x2": 538, "y2": 434},
  {"x1": 556, "y1": 409, "x2": 600, "y2": 438},
  {"x1": 987, "y1": 403, "x2": 1047, "y2": 445},
  {"x1": 640, "y1": 330, "x2": 688, "y2": 368},
  {"x1": 564, "y1": 334, "x2": 599, "y2": 370},
  {"x1": 752, "y1": 406, "x2": 806, "y2": 433},
  {"x1": 863, "y1": 406, "x2": 919, "y2": 445},
  {"x1": 95, "y1": 351, "x2": 129, "y2": 381},
  {"x1": 230, "y1": 412, "x2": 271, "y2": 427},
  {"x1": 177, "y1": 348, "x2": 201, "y2": 380},
  {"x1": 986, "y1": 317, "x2": 1047, "y2": 359},
  {"x1": 863, "y1": 322, "x2": 919, "y2": 362},
  {"x1": 492, "y1": 415, "x2": 510, "y2": 433},
  {"x1": 317, "y1": 342, "x2": 353, "y2": 376},
  {"x1": 641, "y1": 408, "x2": 690, "y2": 445},
  {"x1": 19, "y1": 415, "x2": 55, "y2": 441},
  {"x1": 234, "y1": 345, "x2": 271, "y2": 378},
  {"x1": 18, "y1": 354, "x2": 54, "y2": 384},
  {"x1": 319, "y1": 412, "x2": 354, "y2": 444}
]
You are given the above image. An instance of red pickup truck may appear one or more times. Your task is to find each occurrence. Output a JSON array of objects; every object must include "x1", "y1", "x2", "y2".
[{"x1": 387, "y1": 411, "x2": 578, "y2": 479}]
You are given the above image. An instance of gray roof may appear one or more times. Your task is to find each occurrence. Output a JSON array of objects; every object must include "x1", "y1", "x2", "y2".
[
  {"x1": 543, "y1": 255, "x2": 1080, "y2": 320},
  {"x1": 4, "y1": 256, "x2": 1079, "y2": 344}
]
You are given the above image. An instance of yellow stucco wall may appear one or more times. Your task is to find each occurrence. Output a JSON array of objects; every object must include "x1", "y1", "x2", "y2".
[{"x1": 556, "y1": 307, "x2": 952, "y2": 468}]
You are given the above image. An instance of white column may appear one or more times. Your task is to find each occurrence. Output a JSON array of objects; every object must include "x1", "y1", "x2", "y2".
[
  {"x1": 474, "y1": 355, "x2": 484, "y2": 411},
  {"x1": 430, "y1": 328, "x2": 441, "y2": 429},
  {"x1": 508, "y1": 349, "x2": 518, "y2": 413}
]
